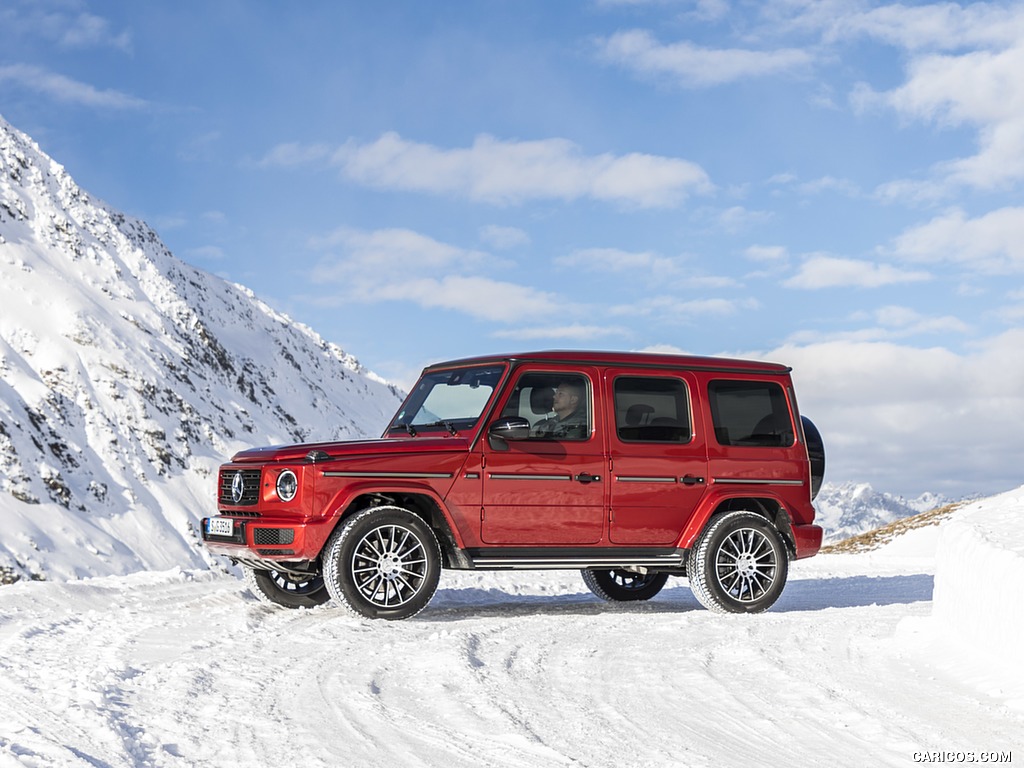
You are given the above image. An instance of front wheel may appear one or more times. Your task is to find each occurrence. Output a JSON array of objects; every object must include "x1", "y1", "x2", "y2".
[
  {"x1": 242, "y1": 565, "x2": 330, "y2": 608},
  {"x1": 323, "y1": 506, "x2": 441, "y2": 620},
  {"x1": 582, "y1": 568, "x2": 669, "y2": 602},
  {"x1": 687, "y1": 511, "x2": 789, "y2": 614}
]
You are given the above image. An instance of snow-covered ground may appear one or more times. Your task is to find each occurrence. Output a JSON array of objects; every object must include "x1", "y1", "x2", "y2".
[{"x1": 1, "y1": 490, "x2": 1021, "y2": 768}]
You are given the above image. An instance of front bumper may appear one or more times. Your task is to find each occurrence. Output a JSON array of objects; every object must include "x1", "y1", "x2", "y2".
[{"x1": 201, "y1": 513, "x2": 334, "y2": 563}]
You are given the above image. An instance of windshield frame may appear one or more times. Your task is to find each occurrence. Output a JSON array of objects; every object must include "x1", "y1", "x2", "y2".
[{"x1": 385, "y1": 363, "x2": 509, "y2": 437}]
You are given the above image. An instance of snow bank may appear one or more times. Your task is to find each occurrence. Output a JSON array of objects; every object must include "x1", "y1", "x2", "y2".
[{"x1": 930, "y1": 486, "x2": 1024, "y2": 706}]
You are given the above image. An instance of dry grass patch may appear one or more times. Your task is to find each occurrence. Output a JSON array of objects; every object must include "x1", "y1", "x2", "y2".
[{"x1": 820, "y1": 502, "x2": 967, "y2": 554}]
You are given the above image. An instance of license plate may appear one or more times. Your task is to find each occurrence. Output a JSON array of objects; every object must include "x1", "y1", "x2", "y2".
[{"x1": 206, "y1": 517, "x2": 234, "y2": 537}]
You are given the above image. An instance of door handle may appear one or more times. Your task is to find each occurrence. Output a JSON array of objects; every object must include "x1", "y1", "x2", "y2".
[
  {"x1": 575, "y1": 473, "x2": 601, "y2": 484},
  {"x1": 681, "y1": 475, "x2": 706, "y2": 486}
]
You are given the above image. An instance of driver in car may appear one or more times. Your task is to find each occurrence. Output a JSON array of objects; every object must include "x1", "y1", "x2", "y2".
[{"x1": 531, "y1": 381, "x2": 588, "y2": 439}]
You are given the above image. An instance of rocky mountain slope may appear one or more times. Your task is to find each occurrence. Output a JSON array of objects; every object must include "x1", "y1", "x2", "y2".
[
  {"x1": 0, "y1": 115, "x2": 403, "y2": 582},
  {"x1": 813, "y1": 481, "x2": 953, "y2": 544}
]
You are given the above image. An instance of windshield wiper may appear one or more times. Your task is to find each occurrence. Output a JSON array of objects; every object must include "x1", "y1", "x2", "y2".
[
  {"x1": 416, "y1": 420, "x2": 459, "y2": 436},
  {"x1": 390, "y1": 422, "x2": 417, "y2": 437}
]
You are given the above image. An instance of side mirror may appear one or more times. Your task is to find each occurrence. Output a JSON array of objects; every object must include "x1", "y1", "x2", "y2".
[{"x1": 488, "y1": 416, "x2": 531, "y2": 442}]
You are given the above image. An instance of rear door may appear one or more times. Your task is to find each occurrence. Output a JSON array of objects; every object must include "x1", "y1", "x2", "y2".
[
  {"x1": 703, "y1": 375, "x2": 806, "y2": 493},
  {"x1": 605, "y1": 370, "x2": 708, "y2": 545}
]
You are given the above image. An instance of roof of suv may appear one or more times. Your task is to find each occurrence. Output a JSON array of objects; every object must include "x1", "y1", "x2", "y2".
[{"x1": 424, "y1": 350, "x2": 792, "y2": 375}]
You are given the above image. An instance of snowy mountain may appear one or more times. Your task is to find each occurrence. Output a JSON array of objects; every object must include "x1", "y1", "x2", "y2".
[
  {"x1": 814, "y1": 481, "x2": 954, "y2": 543},
  {"x1": 0, "y1": 115, "x2": 404, "y2": 583}
]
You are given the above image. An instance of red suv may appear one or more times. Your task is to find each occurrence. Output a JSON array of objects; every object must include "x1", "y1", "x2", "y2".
[{"x1": 202, "y1": 350, "x2": 825, "y2": 619}]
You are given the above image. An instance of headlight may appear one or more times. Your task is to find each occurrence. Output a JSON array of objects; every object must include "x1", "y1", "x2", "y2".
[{"x1": 276, "y1": 470, "x2": 298, "y2": 502}]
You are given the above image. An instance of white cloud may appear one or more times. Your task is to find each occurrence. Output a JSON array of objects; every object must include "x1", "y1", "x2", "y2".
[
  {"x1": 370, "y1": 275, "x2": 560, "y2": 323},
  {"x1": 57, "y1": 12, "x2": 132, "y2": 52},
  {"x1": 817, "y1": 2, "x2": 1024, "y2": 51},
  {"x1": 785, "y1": 255, "x2": 932, "y2": 289},
  {"x1": 479, "y1": 225, "x2": 530, "y2": 250},
  {"x1": 713, "y1": 205, "x2": 773, "y2": 232},
  {"x1": 798, "y1": 176, "x2": 862, "y2": 197},
  {"x1": 316, "y1": 132, "x2": 712, "y2": 208},
  {"x1": 307, "y1": 227, "x2": 561, "y2": 323},
  {"x1": 310, "y1": 227, "x2": 486, "y2": 278},
  {"x1": 260, "y1": 132, "x2": 711, "y2": 208},
  {"x1": 766, "y1": 330, "x2": 1024, "y2": 496},
  {"x1": 871, "y1": 305, "x2": 969, "y2": 334},
  {"x1": 257, "y1": 142, "x2": 333, "y2": 168},
  {"x1": 745, "y1": 245, "x2": 789, "y2": 262},
  {"x1": 635, "y1": 343, "x2": 693, "y2": 355},
  {"x1": 2, "y1": 5, "x2": 132, "y2": 52},
  {"x1": 492, "y1": 324, "x2": 630, "y2": 341},
  {"x1": 596, "y1": 29, "x2": 813, "y2": 88},
  {"x1": 557, "y1": 247, "x2": 680, "y2": 274},
  {"x1": 890, "y1": 207, "x2": 1024, "y2": 273},
  {"x1": 884, "y1": 45, "x2": 1024, "y2": 190},
  {"x1": 786, "y1": 305, "x2": 970, "y2": 345},
  {"x1": 0, "y1": 64, "x2": 146, "y2": 109},
  {"x1": 834, "y1": 3, "x2": 1024, "y2": 195},
  {"x1": 998, "y1": 303, "x2": 1024, "y2": 323},
  {"x1": 614, "y1": 295, "x2": 758, "y2": 318}
]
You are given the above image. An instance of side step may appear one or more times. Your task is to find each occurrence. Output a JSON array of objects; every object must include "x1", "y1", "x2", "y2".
[{"x1": 463, "y1": 547, "x2": 688, "y2": 571}]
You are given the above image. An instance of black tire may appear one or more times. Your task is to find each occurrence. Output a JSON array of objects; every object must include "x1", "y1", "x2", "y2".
[
  {"x1": 687, "y1": 511, "x2": 789, "y2": 614},
  {"x1": 582, "y1": 568, "x2": 669, "y2": 602},
  {"x1": 323, "y1": 506, "x2": 441, "y2": 620},
  {"x1": 242, "y1": 565, "x2": 330, "y2": 609}
]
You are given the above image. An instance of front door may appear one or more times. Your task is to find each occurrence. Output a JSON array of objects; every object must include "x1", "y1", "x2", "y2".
[{"x1": 481, "y1": 367, "x2": 605, "y2": 545}]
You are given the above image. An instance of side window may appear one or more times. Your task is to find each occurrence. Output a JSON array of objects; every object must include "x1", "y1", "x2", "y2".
[
  {"x1": 708, "y1": 380, "x2": 794, "y2": 447},
  {"x1": 502, "y1": 372, "x2": 591, "y2": 441},
  {"x1": 614, "y1": 376, "x2": 691, "y2": 443}
]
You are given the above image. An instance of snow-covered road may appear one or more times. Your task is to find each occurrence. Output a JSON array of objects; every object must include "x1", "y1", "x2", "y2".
[{"x1": 1, "y1": 528, "x2": 1020, "y2": 768}]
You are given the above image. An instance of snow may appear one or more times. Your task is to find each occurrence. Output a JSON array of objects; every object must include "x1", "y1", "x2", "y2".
[
  {"x1": 1, "y1": 489, "x2": 1022, "y2": 767},
  {"x1": 898, "y1": 487, "x2": 1024, "y2": 710}
]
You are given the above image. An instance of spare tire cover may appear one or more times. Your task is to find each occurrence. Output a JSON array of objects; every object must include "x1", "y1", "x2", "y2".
[{"x1": 801, "y1": 416, "x2": 826, "y2": 500}]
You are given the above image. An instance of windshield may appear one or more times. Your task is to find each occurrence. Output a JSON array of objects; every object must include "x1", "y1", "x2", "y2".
[{"x1": 387, "y1": 364, "x2": 505, "y2": 435}]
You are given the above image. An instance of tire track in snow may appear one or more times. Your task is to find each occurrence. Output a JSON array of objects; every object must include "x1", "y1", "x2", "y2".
[{"x1": 0, "y1": 566, "x2": 1021, "y2": 767}]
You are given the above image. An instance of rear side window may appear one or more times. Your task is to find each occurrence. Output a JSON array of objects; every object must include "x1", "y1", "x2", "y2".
[
  {"x1": 614, "y1": 376, "x2": 691, "y2": 443},
  {"x1": 708, "y1": 380, "x2": 794, "y2": 447}
]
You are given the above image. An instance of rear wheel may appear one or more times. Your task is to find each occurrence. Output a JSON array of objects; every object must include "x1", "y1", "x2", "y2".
[
  {"x1": 323, "y1": 506, "x2": 441, "y2": 620},
  {"x1": 581, "y1": 568, "x2": 669, "y2": 602},
  {"x1": 242, "y1": 565, "x2": 330, "y2": 608},
  {"x1": 687, "y1": 511, "x2": 788, "y2": 614}
]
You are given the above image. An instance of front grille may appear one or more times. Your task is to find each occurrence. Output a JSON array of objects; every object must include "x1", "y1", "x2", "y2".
[
  {"x1": 257, "y1": 549, "x2": 295, "y2": 556},
  {"x1": 219, "y1": 469, "x2": 261, "y2": 506},
  {"x1": 253, "y1": 528, "x2": 295, "y2": 546}
]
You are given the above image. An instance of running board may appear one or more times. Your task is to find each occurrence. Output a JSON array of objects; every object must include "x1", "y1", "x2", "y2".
[{"x1": 464, "y1": 548, "x2": 688, "y2": 571}]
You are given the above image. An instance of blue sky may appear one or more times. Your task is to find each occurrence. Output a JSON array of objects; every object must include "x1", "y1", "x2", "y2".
[{"x1": 2, "y1": 0, "x2": 1023, "y2": 498}]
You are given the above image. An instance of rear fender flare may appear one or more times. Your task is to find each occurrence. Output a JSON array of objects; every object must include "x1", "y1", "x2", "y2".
[{"x1": 678, "y1": 491, "x2": 792, "y2": 553}]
